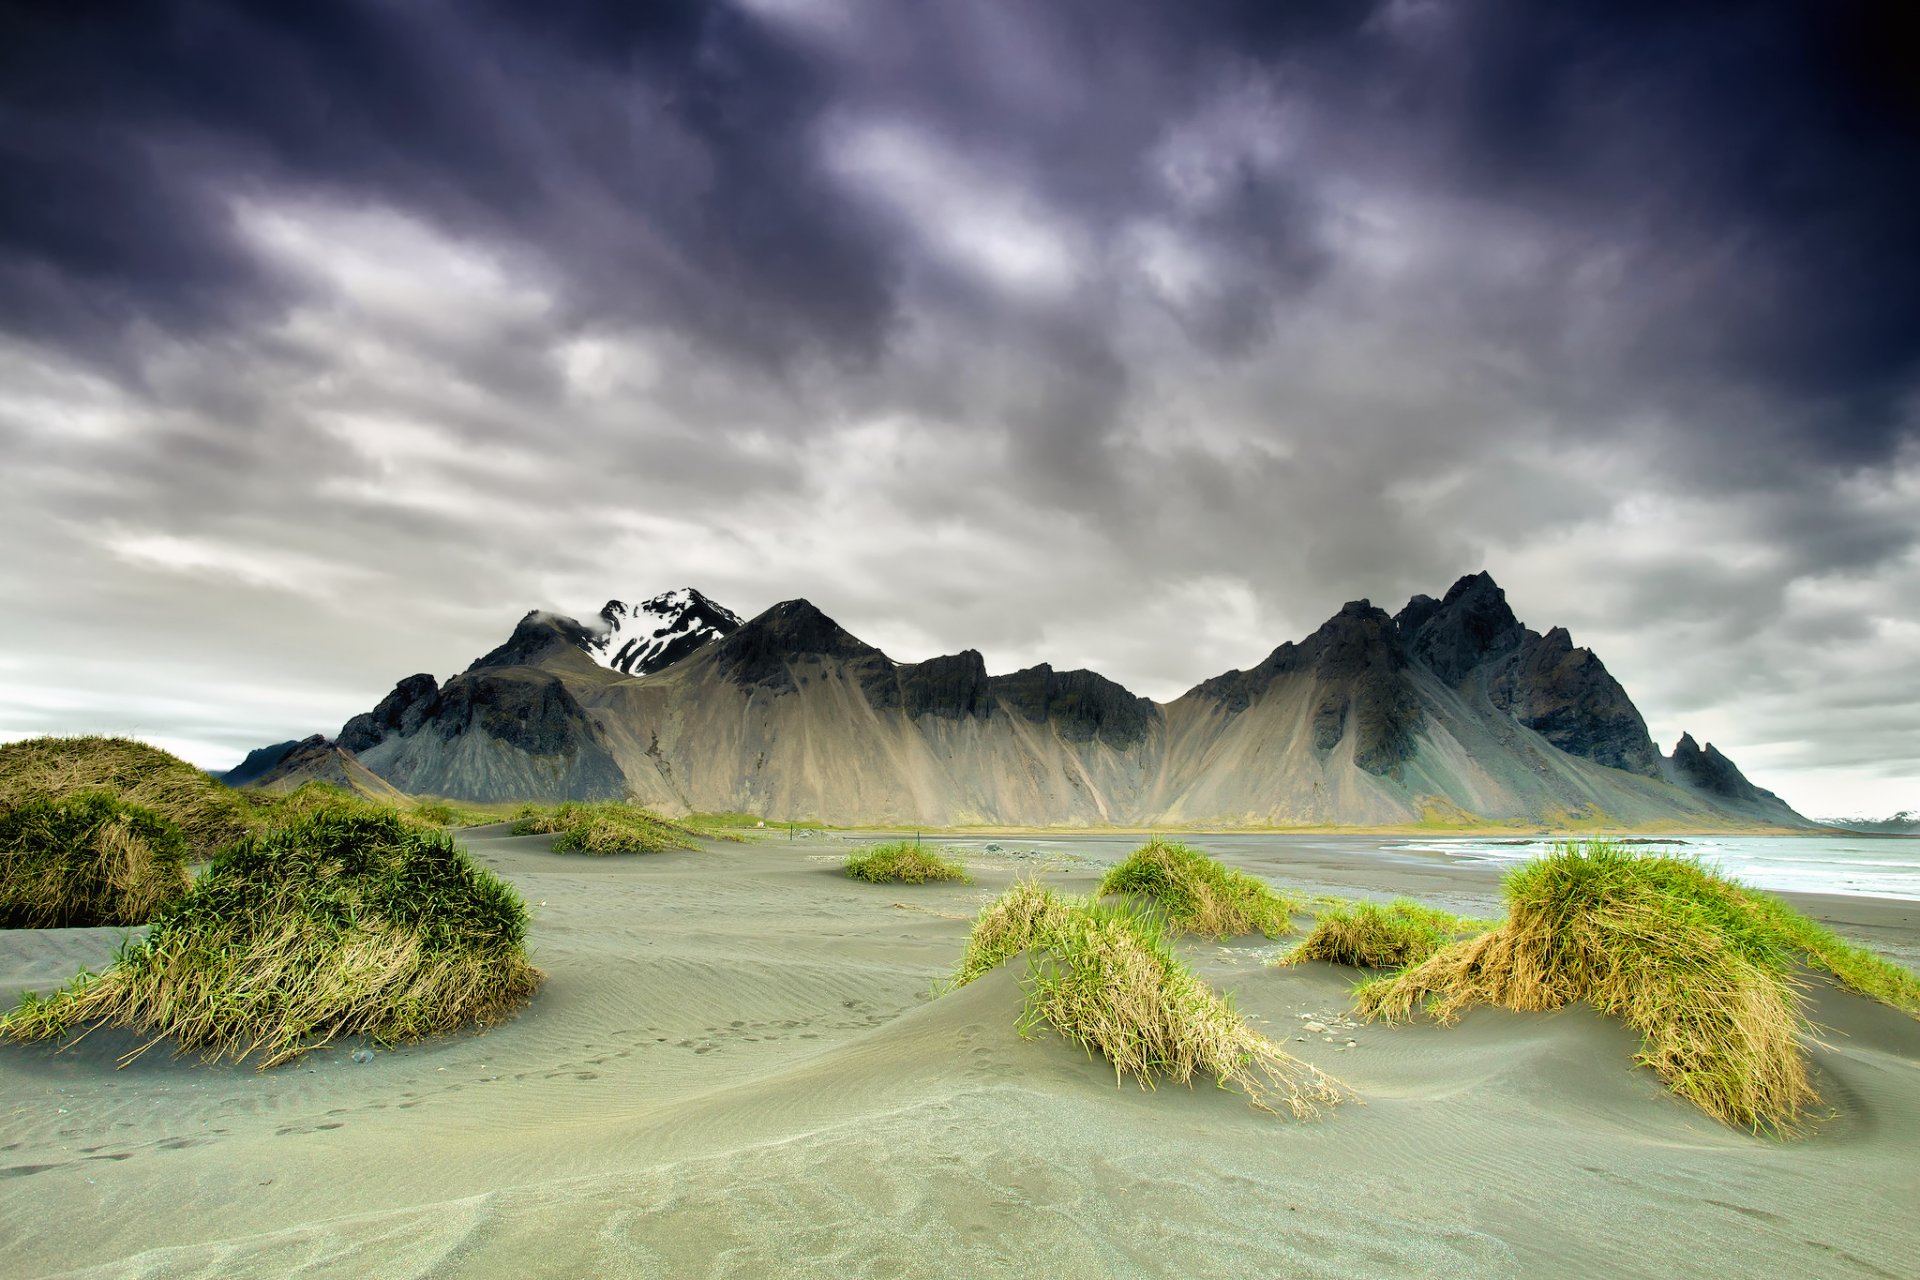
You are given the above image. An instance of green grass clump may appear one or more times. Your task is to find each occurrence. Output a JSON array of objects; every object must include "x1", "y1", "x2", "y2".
[
  {"x1": 948, "y1": 881, "x2": 1345, "y2": 1118},
  {"x1": 408, "y1": 799, "x2": 508, "y2": 829},
  {"x1": 1352, "y1": 842, "x2": 1920, "y2": 1133},
  {"x1": 1732, "y1": 891, "x2": 1920, "y2": 1016},
  {"x1": 845, "y1": 841, "x2": 971, "y2": 884},
  {"x1": 1098, "y1": 839, "x2": 1298, "y2": 939},
  {"x1": 0, "y1": 791, "x2": 192, "y2": 927},
  {"x1": 511, "y1": 802, "x2": 707, "y2": 854},
  {"x1": 0, "y1": 808, "x2": 539, "y2": 1069},
  {"x1": 1280, "y1": 898, "x2": 1489, "y2": 969},
  {"x1": 0, "y1": 735, "x2": 247, "y2": 858}
]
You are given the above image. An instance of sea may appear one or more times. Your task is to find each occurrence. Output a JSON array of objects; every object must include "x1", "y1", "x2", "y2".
[{"x1": 1390, "y1": 834, "x2": 1920, "y2": 902}]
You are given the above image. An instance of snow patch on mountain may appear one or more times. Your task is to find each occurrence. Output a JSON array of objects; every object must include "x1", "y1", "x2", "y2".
[{"x1": 588, "y1": 588, "x2": 743, "y2": 676}]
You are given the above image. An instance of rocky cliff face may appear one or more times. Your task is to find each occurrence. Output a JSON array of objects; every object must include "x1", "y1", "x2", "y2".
[
  {"x1": 1197, "y1": 601, "x2": 1421, "y2": 775},
  {"x1": 1486, "y1": 628, "x2": 1662, "y2": 777},
  {"x1": 291, "y1": 576, "x2": 1805, "y2": 827},
  {"x1": 1663, "y1": 732, "x2": 1799, "y2": 823}
]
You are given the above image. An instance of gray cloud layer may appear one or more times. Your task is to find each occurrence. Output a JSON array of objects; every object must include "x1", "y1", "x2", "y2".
[{"x1": 2, "y1": 0, "x2": 1916, "y2": 815}]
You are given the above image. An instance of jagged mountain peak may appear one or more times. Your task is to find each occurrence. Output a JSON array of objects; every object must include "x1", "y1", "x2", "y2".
[
  {"x1": 1402, "y1": 570, "x2": 1525, "y2": 685},
  {"x1": 712, "y1": 599, "x2": 884, "y2": 691},
  {"x1": 589, "y1": 587, "x2": 743, "y2": 677}
]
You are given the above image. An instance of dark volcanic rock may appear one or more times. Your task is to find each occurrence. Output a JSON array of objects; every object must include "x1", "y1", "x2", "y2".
[
  {"x1": 468, "y1": 611, "x2": 597, "y2": 672},
  {"x1": 339, "y1": 673, "x2": 441, "y2": 753},
  {"x1": 1487, "y1": 627, "x2": 1662, "y2": 776},
  {"x1": 221, "y1": 738, "x2": 303, "y2": 786},
  {"x1": 1668, "y1": 733, "x2": 1770, "y2": 801},
  {"x1": 1403, "y1": 572, "x2": 1526, "y2": 685},
  {"x1": 1392, "y1": 593, "x2": 1443, "y2": 643},
  {"x1": 1197, "y1": 601, "x2": 1422, "y2": 775},
  {"x1": 900, "y1": 651, "x2": 991, "y2": 719},
  {"x1": 430, "y1": 670, "x2": 601, "y2": 756},
  {"x1": 713, "y1": 600, "x2": 880, "y2": 692},
  {"x1": 987, "y1": 663, "x2": 1157, "y2": 749}
]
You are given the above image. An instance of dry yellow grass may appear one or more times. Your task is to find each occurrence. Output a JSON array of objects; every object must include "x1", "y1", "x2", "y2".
[
  {"x1": 1, "y1": 807, "x2": 539, "y2": 1069},
  {"x1": 1280, "y1": 898, "x2": 1488, "y2": 970},
  {"x1": 1098, "y1": 839, "x2": 1298, "y2": 939},
  {"x1": 950, "y1": 881, "x2": 1345, "y2": 1118},
  {"x1": 0, "y1": 735, "x2": 247, "y2": 857},
  {"x1": 0, "y1": 791, "x2": 192, "y2": 927},
  {"x1": 1356, "y1": 844, "x2": 1818, "y2": 1132},
  {"x1": 511, "y1": 802, "x2": 710, "y2": 854}
]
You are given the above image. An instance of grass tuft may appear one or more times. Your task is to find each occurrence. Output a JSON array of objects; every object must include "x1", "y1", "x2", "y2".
[
  {"x1": 0, "y1": 791, "x2": 192, "y2": 927},
  {"x1": 845, "y1": 841, "x2": 971, "y2": 884},
  {"x1": 0, "y1": 735, "x2": 248, "y2": 858},
  {"x1": 0, "y1": 807, "x2": 539, "y2": 1069},
  {"x1": 1349, "y1": 842, "x2": 1920, "y2": 1133},
  {"x1": 1280, "y1": 898, "x2": 1490, "y2": 969},
  {"x1": 408, "y1": 798, "x2": 509, "y2": 829},
  {"x1": 949, "y1": 881, "x2": 1345, "y2": 1117},
  {"x1": 1098, "y1": 839, "x2": 1298, "y2": 938},
  {"x1": 511, "y1": 802, "x2": 708, "y2": 854}
]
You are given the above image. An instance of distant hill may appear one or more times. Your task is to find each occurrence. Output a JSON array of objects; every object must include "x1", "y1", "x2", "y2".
[
  {"x1": 1822, "y1": 811, "x2": 1920, "y2": 835},
  {"x1": 244, "y1": 575, "x2": 1808, "y2": 828},
  {"x1": 223, "y1": 734, "x2": 409, "y2": 804}
]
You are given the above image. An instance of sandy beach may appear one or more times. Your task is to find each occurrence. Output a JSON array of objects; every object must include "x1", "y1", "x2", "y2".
[{"x1": 3, "y1": 830, "x2": 1916, "y2": 1278}]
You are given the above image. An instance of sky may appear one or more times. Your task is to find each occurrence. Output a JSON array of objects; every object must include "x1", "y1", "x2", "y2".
[{"x1": 2, "y1": 0, "x2": 1916, "y2": 818}]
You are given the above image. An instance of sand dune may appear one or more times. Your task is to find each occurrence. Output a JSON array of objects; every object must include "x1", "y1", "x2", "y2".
[{"x1": 2, "y1": 831, "x2": 1915, "y2": 1278}]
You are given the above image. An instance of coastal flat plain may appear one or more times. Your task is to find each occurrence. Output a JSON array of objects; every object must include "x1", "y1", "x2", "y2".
[{"x1": 2, "y1": 831, "x2": 1917, "y2": 1278}]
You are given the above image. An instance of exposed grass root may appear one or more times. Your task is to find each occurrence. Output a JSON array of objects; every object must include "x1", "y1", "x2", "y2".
[
  {"x1": 950, "y1": 881, "x2": 1346, "y2": 1118},
  {"x1": 0, "y1": 808, "x2": 539, "y2": 1069},
  {"x1": 845, "y1": 841, "x2": 971, "y2": 884},
  {"x1": 511, "y1": 802, "x2": 709, "y2": 854},
  {"x1": 1353, "y1": 843, "x2": 1856, "y2": 1133},
  {"x1": 1280, "y1": 898, "x2": 1489, "y2": 969},
  {"x1": 1098, "y1": 839, "x2": 1299, "y2": 939}
]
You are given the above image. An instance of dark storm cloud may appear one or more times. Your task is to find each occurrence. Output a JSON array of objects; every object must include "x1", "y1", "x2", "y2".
[
  {"x1": 6, "y1": 1, "x2": 1914, "y2": 455},
  {"x1": 1, "y1": 0, "x2": 1917, "y2": 814},
  {"x1": 0, "y1": 0, "x2": 897, "y2": 366}
]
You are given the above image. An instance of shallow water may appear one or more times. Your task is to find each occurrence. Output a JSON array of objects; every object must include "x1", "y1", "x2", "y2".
[{"x1": 1388, "y1": 833, "x2": 1920, "y2": 901}]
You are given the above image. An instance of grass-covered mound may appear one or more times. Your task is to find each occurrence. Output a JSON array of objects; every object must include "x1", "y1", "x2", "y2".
[
  {"x1": 1098, "y1": 839, "x2": 1298, "y2": 939},
  {"x1": 0, "y1": 808, "x2": 539, "y2": 1068},
  {"x1": 511, "y1": 802, "x2": 709, "y2": 855},
  {"x1": 950, "y1": 881, "x2": 1345, "y2": 1118},
  {"x1": 1280, "y1": 898, "x2": 1490, "y2": 970},
  {"x1": 1354, "y1": 843, "x2": 1920, "y2": 1132},
  {"x1": 0, "y1": 736, "x2": 247, "y2": 858},
  {"x1": 0, "y1": 791, "x2": 192, "y2": 928},
  {"x1": 845, "y1": 841, "x2": 971, "y2": 884}
]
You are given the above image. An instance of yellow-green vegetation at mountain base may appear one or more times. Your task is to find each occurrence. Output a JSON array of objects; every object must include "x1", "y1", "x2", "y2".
[
  {"x1": 1098, "y1": 838, "x2": 1298, "y2": 938},
  {"x1": 844, "y1": 841, "x2": 970, "y2": 884},
  {"x1": 0, "y1": 807, "x2": 538, "y2": 1069},
  {"x1": 1355, "y1": 842, "x2": 1920, "y2": 1132},
  {"x1": 511, "y1": 801, "x2": 712, "y2": 854},
  {"x1": 1280, "y1": 898, "x2": 1490, "y2": 969},
  {"x1": 950, "y1": 880, "x2": 1344, "y2": 1117}
]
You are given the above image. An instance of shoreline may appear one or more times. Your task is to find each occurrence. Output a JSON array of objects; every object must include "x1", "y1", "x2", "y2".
[{"x1": 1, "y1": 828, "x2": 1915, "y2": 1277}]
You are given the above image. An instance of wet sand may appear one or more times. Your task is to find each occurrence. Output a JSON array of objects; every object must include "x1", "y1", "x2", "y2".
[{"x1": 2, "y1": 830, "x2": 1916, "y2": 1278}]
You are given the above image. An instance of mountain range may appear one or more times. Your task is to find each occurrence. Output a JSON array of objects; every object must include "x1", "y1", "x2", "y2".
[{"x1": 229, "y1": 574, "x2": 1807, "y2": 829}]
